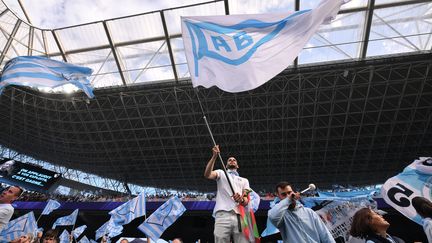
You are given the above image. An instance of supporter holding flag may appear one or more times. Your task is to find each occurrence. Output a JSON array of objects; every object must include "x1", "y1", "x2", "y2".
[
  {"x1": 72, "y1": 225, "x2": 87, "y2": 239},
  {"x1": 109, "y1": 192, "x2": 145, "y2": 225},
  {"x1": 0, "y1": 212, "x2": 37, "y2": 242},
  {"x1": 52, "y1": 209, "x2": 79, "y2": 229},
  {"x1": 95, "y1": 219, "x2": 123, "y2": 240},
  {"x1": 138, "y1": 196, "x2": 186, "y2": 242}
]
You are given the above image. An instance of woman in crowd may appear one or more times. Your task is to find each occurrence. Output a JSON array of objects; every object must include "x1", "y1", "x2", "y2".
[
  {"x1": 412, "y1": 196, "x2": 432, "y2": 242},
  {"x1": 350, "y1": 208, "x2": 404, "y2": 243}
]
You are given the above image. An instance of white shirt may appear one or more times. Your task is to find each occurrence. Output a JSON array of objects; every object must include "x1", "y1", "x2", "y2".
[
  {"x1": 423, "y1": 217, "x2": 432, "y2": 243},
  {"x1": 0, "y1": 203, "x2": 14, "y2": 230},
  {"x1": 213, "y1": 169, "x2": 249, "y2": 216}
]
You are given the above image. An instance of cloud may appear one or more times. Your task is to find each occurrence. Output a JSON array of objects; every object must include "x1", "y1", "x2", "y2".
[{"x1": 5, "y1": 0, "x2": 207, "y2": 29}]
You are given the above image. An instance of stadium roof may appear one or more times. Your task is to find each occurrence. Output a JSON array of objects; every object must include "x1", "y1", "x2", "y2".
[{"x1": 0, "y1": 0, "x2": 431, "y2": 192}]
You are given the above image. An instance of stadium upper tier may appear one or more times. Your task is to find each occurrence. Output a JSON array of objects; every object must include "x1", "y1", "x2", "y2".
[{"x1": 0, "y1": 0, "x2": 431, "y2": 192}]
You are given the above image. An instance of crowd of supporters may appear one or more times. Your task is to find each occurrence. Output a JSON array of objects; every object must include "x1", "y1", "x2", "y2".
[{"x1": 12, "y1": 188, "x2": 276, "y2": 202}]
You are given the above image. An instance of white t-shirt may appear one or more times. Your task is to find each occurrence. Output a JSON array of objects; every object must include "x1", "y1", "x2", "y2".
[
  {"x1": 423, "y1": 217, "x2": 432, "y2": 243},
  {"x1": 0, "y1": 203, "x2": 14, "y2": 230},
  {"x1": 213, "y1": 169, "x2": 249, "y2": 216}
]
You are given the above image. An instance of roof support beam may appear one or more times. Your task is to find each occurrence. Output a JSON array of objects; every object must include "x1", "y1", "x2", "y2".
[
  {"x1": 102, "y1": 21, "x2": 128, "y2": 86},
  {"x1": 0, "y1": 9, "x2": 8, "y2": 18},
  {"x1": 293, "y1": 0, "x2": 300, "y2": 68},
  {"x1": 359, "y1": 0, "x2": 375, "y2": 59},
  {"x1": 0, "y1": 20, "x2": 21, "y2": 65},
  {"x1": 224, "y1": 0, "x2": 230, "y2": 15},
  {"x1": 160, "y1": 11, "x2": 179, "y2": 82},
  {"x1": 42, "y1": 30, "x2": 49, "y2": 56},
  {"x1": 28, "y1": 27, "x2": 34, "y2": 56},
  {"x1": 51, "y1": 30, "x2": 68, "y2": 62}
]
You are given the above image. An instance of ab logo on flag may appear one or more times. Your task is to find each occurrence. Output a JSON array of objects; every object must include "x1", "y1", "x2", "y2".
[{"x1": 183, "y1": 10, "x2": 308, "y2": 77}]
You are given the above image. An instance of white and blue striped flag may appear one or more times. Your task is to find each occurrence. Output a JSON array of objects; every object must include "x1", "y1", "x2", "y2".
[
  {"x1": 59, "y1": 229, "x2": 70, "y2": 243},
  {"x1": 95, "y1": 219, "x2": 123, "y2": 240},
  {"x1": 52, "y1": 209, "x2": 79, "y2": 229},
  {"x1": 0, "y1": 212, "x2": 37, "y2": 242},
  {"x1": 0, "y1": 56, "x2": 94, "y2": 98},
  {"x1": 181, "y1": 0, "x2": 346, "y2": 93},
  {"x1": 109, "y1": 192, "x2": 146, "y2": 225},
  {"x1": 72, "y1": 225, "x2": 87, "y2": 239},
  {"x1": 138, "y1": 196, "x2": 186, "y2": 242},
  {"x1": 41, "y1": 199, "x2": 61, "y2": 215},
  {"x1": 78, "y1": 235, "x2": 90, "y2": 243}
]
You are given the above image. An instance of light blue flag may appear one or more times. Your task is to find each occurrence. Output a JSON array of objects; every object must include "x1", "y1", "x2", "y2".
[
  {"x1": 261, "y1": 198, "x2": 280, "y2": 237},
  {"x1": 261, "y1": 217, "x2": 279, "y2": 237},
  {"x1": 381, "y1": 157, "x2": 432, "y2": 225},
  {"x1": 0, "y1": 212, "x2": 37, "y2": 241},
  {"x1": 78, "y1": 235, "x2": 90, "y2": 243},
  {"x1": 0, "y1": 56, "x2": 94, "y2": 98},
  {"x1": 52, "y1": 209, "x2": 79, "y2": 229},
  {"x1": 42, "y1": 199, "x2": 61, "y2": 215},
  {"x1": 72, "y1": 225, "x2": 87, "y2": 239},
  {"x1": 95, "y1": 219, "x2": 123, "y2": 240},
  {"x1": 59, "y1": 229, "x2": 70, "y2": 243},
  {"x1": 109, "y1": 192, "x2": 146, "y2": 225},
  {"x1": 138, "y1": 196, "x2": 186, "y2": 242}
]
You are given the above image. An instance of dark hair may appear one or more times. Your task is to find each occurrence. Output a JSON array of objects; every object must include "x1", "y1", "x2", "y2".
[
  {"x1": 275, "y1": 181, "x2": 293, "y2": 193},
  {"x1": 350, "y1": 208, "x2": 374, "y2": 239},
  {"x1": 412, "y1": 196, "x2": 432, "y2": 218},
  {"x1": 43, "y1": 229, "x2": 60, "y2": 242}
]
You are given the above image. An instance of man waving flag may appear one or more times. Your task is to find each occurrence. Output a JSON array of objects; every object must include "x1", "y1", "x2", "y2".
[{"x1": 182, "y1": 0, "x2": 346, "y2": 93}]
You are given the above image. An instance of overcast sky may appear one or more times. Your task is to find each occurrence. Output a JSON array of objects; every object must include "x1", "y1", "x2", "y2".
[{"x1": 3, "y1": 0, "x2": 209, "y2": 28}]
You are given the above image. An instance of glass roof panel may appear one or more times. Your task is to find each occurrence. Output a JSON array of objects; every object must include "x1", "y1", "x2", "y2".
[
  {"x1": 0, "y1": 1, "x2": 7, "y2": 12},
  {"x1": 298, "y1": 11, "x2": 366, "y2": 64},
  {"x1": 118, "y1": 41, "x2": 174, "y2": 84},
  {"x1": 67, "y1": 49, "x2": 124, "y2": 88},
  {"x1": 229, "y1": 0, "x2": 295, "y2": 14},
  {"x1": 56, "y1": 22, "x2": 108, "y2": 51},
  {"x1": 43, "y1": 30, "x2": 61, "y2": 55},
  {"x1": 301, "y1": 0, "x2": 367, "y2": 11},
  {"x1": 124, "y1": 65, "x2": 174, "y2": 84},
  {"x1": 32, "y1": 29, "x2": 47, "y2": 55},
  {"x1": 68, "y1": 48, "x2": 123, "y2": 87},
  {"x1": 108, "y1": 12, "x2": 164, "y2": 44},
  {"x1": 367, "y1": 2, "x2": 432, "y2": 57},
  {"x1": 170, "y1": 37, "x2": 190, "y2": 79},
  {"x1": 0, "y1": 11, "x2": 18, "y2": 34}
]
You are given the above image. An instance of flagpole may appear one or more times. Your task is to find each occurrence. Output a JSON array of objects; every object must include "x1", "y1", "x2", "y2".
[
  {"x1": 36, "y1": 213, "x2": 43, "y2": 224},
  {"x1": 193, "y1": 88, "x2": 235, "y2": 196}
]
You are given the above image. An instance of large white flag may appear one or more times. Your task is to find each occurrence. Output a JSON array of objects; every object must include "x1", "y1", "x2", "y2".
[{"x1": 182, "y1": 0, "x2": 346, "y2": 93}]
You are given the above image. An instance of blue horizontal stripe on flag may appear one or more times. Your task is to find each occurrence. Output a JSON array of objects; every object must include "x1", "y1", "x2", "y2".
[
  {"x1": 4, "y1": 63, "x2": 92, "y2": 75},
  {"x1": 1, "y1": 72, "x2": 65, "y2": 81}
]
